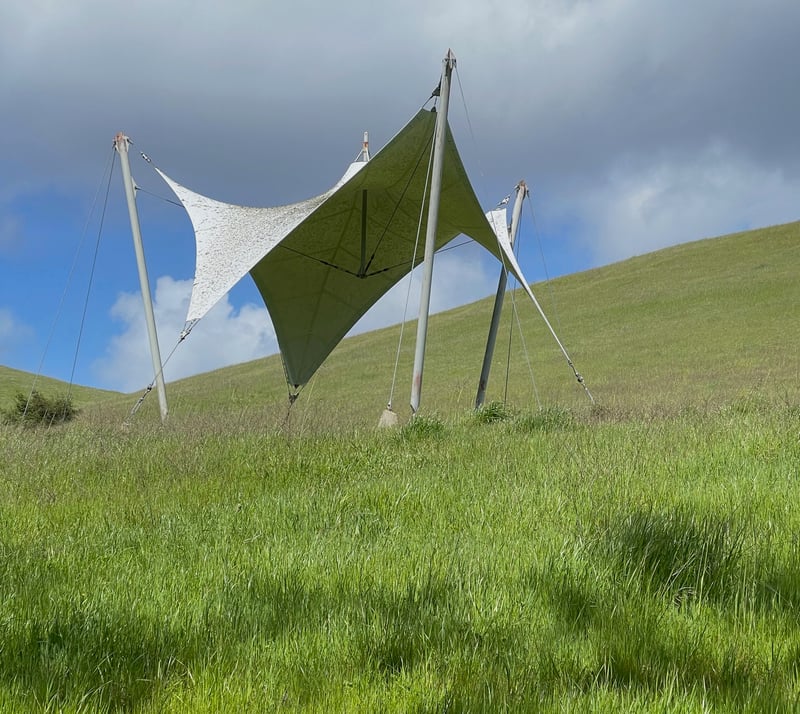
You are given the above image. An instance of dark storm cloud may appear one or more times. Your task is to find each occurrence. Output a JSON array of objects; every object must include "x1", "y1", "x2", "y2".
[{"x1": 2, "y1": 0, "x2": 798, "y2": 260}]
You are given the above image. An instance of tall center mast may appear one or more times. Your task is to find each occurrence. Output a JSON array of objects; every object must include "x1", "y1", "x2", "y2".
[{"x1": 410, "y1": 49, "x2": 456, "y2": 415}]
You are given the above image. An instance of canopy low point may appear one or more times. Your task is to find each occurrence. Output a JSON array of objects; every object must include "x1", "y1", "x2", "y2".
[{"x1": 158, "y1": 108, "x2": 531, "y2": 388}]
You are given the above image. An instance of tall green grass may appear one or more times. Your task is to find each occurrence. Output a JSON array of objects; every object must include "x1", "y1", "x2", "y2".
[{"x1": 1, "y1": 401, "x2": 799, "y2": 711}]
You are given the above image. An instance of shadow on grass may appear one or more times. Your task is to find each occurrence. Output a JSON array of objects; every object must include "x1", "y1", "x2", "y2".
[
  {"x1": 1, "y1": 563, "x2": 526, "y2": 711},
  {"x1": 521, "y1": 552, "x2": 796, "y2": 711},
  {"x1": 4, "y1": 611, "x2": 199, "y2": 711},
  {"x1": 598, "y1": 505, "x2": 800, "y2": 616},
  {"x1": 0, "y1": 568, "x2": 334, "y2": 712},
  {"x1": 600, "y1": 507, "x2": 746, "y2": 605},
  {"x1": 510, "y1": 506, "x2": 800, "y2": 710},
  {"x1": 354, "y1": 574, "x2": 540, "y2": 712}
]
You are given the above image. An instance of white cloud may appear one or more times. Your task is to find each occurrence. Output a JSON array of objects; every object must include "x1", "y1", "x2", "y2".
[
  {"x1": 571, "y1": 144, "x2": 800, "y2": 264},
  {"x1": 93, "y1": 276, "x2": 277, "y2": 392}
]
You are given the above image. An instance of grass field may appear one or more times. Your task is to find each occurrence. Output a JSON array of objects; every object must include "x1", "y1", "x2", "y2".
[
  {"x1": 1, "y1": 402, "x2": 799, "y2": 711},
  {"x1": 1, "y1": 221, "x2": 799, "y2": 711}
]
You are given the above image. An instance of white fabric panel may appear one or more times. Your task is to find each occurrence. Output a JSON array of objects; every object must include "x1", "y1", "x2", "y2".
[
  {"x1": 485, "y1": 207, "x2": 528, "y2": 288},
  {"x1": 157, "y1": 160, "x2": 368, "y2": 322},
  {"x1": 486, "y1": 206, "x2": 543, "y2": 304}
]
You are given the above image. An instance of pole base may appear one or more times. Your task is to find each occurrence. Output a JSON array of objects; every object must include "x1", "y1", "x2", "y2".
[{"x1": 378, "y1": 408, "x2": 399, "y2": 428}]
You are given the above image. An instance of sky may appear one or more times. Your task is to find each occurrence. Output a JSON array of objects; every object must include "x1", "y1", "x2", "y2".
[{"x1": 1, "y1": 0, "x2": 799, "y2": 393}]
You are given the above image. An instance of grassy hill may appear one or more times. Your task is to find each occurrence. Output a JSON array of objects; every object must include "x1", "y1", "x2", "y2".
[
  {"x1": 6, "y1": 219, "x2": 798, "y2": 429},
  {"x1": 75, "y1": 219, "x2": 798, "y2": 429},
  {"x1": 0, "y1": 365, "x2": 119, "y2": 412}
]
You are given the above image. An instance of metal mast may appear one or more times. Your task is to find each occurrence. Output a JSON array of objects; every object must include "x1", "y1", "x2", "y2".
[
  {"x1": 475, "y1": 181, "x2": 527, "y2": 409},
  {"x1": 410, "y1": 49, "x2": 456, "y2": 414},
  {"x1": 114, "y1": 133, "x2": 168, "y2": 423}
]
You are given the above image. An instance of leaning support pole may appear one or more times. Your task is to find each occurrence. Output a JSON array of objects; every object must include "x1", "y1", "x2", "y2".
[
  {"x1": 475, "y1": 181, "x2": 527, "y2": 409},
  {"x1": 410, "y1": 49, "x2": 456, "y2": 415},
  {"x1": 114, "y1": 133, "x2": 169, "y2": 424}
]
